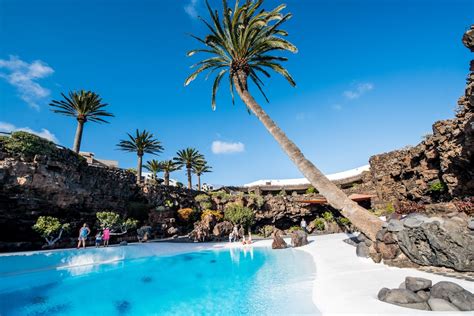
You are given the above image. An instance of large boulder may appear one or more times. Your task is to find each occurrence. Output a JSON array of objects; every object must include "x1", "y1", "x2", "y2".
[
  {"x1": 290, "y1": 230, "x2": 308, "y2": 247},
  {"x1": 212, "y1": 221, "x2": 233, "y2": 239},
  {"x1": 397, "y1": 221, "x2": 474, "y2": 271},
  {"x1": 448, "y1": 290, "x2": 474, "y2": 311},
  {"x1": 379, "y1": 289, "x2": 425, "y2": 304},
  {"x1": 405, "y1": 277, "x2": 432, "y2": 292},
  {"x1": 427, "y1": 298, "x2": 460, "y2": 311},
  {"x1": 272, "y1": 229, "x2": 287, "y2": 249}
]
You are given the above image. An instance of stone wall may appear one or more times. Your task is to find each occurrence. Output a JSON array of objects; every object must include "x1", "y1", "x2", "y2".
[{"x1": 367, "y1": 26, "x2": 474, "y2": 209}]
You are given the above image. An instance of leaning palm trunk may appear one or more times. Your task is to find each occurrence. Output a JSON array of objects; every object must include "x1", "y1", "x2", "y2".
[
  {"x1": 234, "y1": 73, "x2": 383, "y2": 240},
  {"x1": 73, "y1": 119, "x2": 85, "y2": 153}
]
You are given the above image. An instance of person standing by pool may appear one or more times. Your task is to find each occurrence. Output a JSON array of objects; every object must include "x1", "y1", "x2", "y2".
[
  {"x1": 300, "y1": 218, "x2": 307, "y2": 233},
  {"x1": 77, "y1": 223, "x2": 90, "y2": 249},
  {"x1": 95, "y1": 231, "x2": 103, "y2": 248},
  {"x1": 103, "y1": 227, "x2": 110, "y2": 247}
]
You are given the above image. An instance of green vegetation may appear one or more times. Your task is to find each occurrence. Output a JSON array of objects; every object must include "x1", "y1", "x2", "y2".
[
  {"x1": 305, "y1": 186, "x2": 316, "y2": 194},
  {"x1": 0, "y1": 131, "x2": 58, "y2": 157},
  {"x1": 312, "y1": 218, "x2": 325, "y2": 231},
  {"x1": 429, "y1": 180, "x2": 447, "y2": 193},
  {"x1": 117, "y1": 129, "x2": 163, "y2": 184},
  {"x1": 322, "y1": 211, "x2": 335, "y2": 223},
  {"x1": 32, "y1": 216, "x2": 70, "y2": 247},
  {"x1": 247, "y1": 193, "x2": 265, "y2": 209},
  {"x1": 195, "y1": 194, "x2": 213, "y2": 209},
  {"x1": 49, "y1": 90, "x2": 113, "y2": 153},
  {"x1": 259, "y1": 225, "x2": 274, "y2": 238},
  {"x1": 337, "y1": 217, "x2": 351, "y2": 226},
  {"x1": 278, "y1": 189, "x2": 287, "y2": 196},
  {"x1": 288, "y1": 225, "x2": 303, "y2": 232},
  {"x1": 96, "y1": 211, "x2": 138, "y2": 235},
  {"x1": 210, "y1": 190, "x2": 232, "y2": 202},
  {"x1": 174, "y1": 148, "x2": 205, "y2": 190},
  {"x1": 177, "y1": 208, "x2": 197, "y2": 222},
  {"x1": 224, "y1": 203, "x2": 255, "y2": 230}
]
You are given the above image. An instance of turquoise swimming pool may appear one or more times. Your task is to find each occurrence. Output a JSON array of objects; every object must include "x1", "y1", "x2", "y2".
[{"x1": 0, "y1": 245, "x2": 318, "y2": 315}]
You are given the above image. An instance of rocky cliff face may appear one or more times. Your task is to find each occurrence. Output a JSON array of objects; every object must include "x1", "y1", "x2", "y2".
[{"x1": 367, "y1": 26, "x2": 474, "y2": 208}]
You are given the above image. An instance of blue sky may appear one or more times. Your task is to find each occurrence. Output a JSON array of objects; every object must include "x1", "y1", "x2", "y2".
[{"x1": 0, "y1": 0, "x2": 473, "y2": 186}]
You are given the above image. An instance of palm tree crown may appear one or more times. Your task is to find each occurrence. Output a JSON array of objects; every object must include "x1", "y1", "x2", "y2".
[
  {"x1": 117, "y1": 129, "x2": 163, "y2": 184},
  {"x1": 50, "y1": 90, "x2": 113, "y2": 123},
  {"x1": 174, "y1": 148, "x2": 205, "y2": 169},
  {"x1": 117, "y1": 129, "x2": 163, "y2": 156},
  {"x1": 144, "y1": 159, "x2": 162, "y2": 180},
  {"x1": 174, "y1": 148, "x2": 205, "y2": 189},
  {"x1": 160, "y1": 160, "x2": 181, "y2": 173},
  {"x1": 184, "y1": 0, "x2": 297, "y2": 109},
  {"x1": 192, "y1": 162, "x2": 212, "y2": 176}
]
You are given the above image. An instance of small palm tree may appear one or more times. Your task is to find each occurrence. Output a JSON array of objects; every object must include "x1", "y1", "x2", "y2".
[
  {"x1": 184, "y1": 0, "x2": 383, "y2": 239},
  {"x1": 144, "y1": 159, "x2": 162, "y2": 181},
  {"x1": 174, "y1": 148, "x2": 204, "y2": 189},
  {"x1": 192, "y1": 162, "x2": 212, "y2": 191},
  {"x1": 117, "y1": 130, "x2": 163, "y2": 184},
  {"x1": 159, "y1": 160, "x2": 181, "y2": 186},
  {"x1": 50, "y1": 90, "x2": 113, "y2": 153}
]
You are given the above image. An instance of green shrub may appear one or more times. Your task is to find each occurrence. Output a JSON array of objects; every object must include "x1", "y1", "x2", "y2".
[
  {"x1": 195, "y1": 194, "x2": 213, "y2": 209},
  {"x1": 210, "y1": 190, "x2": 231, "y2": 201},
  {"x1": 305, "y1": 186, "x2": 316, "y2": 194},
  {"x1": 312, "y1": 218, "x2": 325, "y2": 231},
  {"x1": 337, "y1": 217, "x2": 351, "y2": 226},
  {"x1": 259, "y1": 225, "x2": 274, "y2": 237},
  {"x1": 386, "y1": 203, "x2": 395, "y2": 214},
  {"x1": 96, "y1": 211, "x2": 138, "y2": 234},
  {"x1": 278, "y1": 189, "x2": 287, "y2": 196},
  {"x1": 288, "y1": 225, "x2": 303, "y2": 232},
  {"x1": 247, "y1": 193, "x2": 265, "y2": 209},
  {"x1": 2, "y1": 131, "x2": 58, "y2": 157},
  {"x1": 177, "y1": 208, "x2": 196, "y2": 222},
  {"x1": 429, "y1": 180, "x2": 447, "y2": 193},
  {"x1": 322, "y1": 211, "x2": 334, "y2": 222},
  {"x1": 224, "y1": 203, "x2": 254, "y2": 229},
  {"x1": 32, "y1": 216, "x2": 70, "y2": 246}
]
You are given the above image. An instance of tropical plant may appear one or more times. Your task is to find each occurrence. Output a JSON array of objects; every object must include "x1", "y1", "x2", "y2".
[
  {"x1": 159, "y1": 160, "x2": 181, "y2": 186},
  {"x1": 174, "y1": 148, "x2": 205, "y2": 189},
  {"x1": 429, "y1": 180, "x2": 447, "y2": 193},
  {"x1": 224, "y1": 203, "x2": 254, "y2": 230},
  {"x1": 246, "y1": 193, "x2": 265, "y2": 209},
  {"x1": 144, "y1": 159, "x2": 162, "y2": 181},
  {"x1": 322, "y1": 211, "x2": 334, "y2": 223},
  {"x1": 32, "y1": 216, "x2": 70, "y2": 247},
  {"x1": 259, "y1": 225, "x2": 274, "y2": 238},
  {"x1": 49, "y1": 90, "x2": 113, "y2": 153},
  {"x1": 117, "y1": 129, "x2": 163, "y2": 184},
  {"x1": 192, "y1": 161, "x2": 212, "y2": 190},
  {"x1": 337, "y1": 217, "x2": 351, "y2": 227},
  {"x1": 184, "y1": 0, "x2": 383, "y2": 239},
  {"x1": 96, "y1": 211, "x2": 138, "y2": 235}
]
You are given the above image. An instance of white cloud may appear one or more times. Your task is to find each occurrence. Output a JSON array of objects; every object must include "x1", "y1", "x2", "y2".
[
  {"x1": 184, "y1": 0, "x2": 199, "y2": 19},
  {"x1": 0, "y1": 55, "x2": 54, "y2": 110},
  {"x1": 343, "y1": 82, "x2": 374, "y2": 100},
  {"x1": 0, "y1": 121, "x2": 59, "y2": 143},
  {"x1": 212, "y1": 140, "x2": 245, "y2": 154}
]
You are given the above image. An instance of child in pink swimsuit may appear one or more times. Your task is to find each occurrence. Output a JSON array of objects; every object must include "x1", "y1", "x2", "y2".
[{"x1": 103, "y1": 227, "x2": 110, "y2": 247}]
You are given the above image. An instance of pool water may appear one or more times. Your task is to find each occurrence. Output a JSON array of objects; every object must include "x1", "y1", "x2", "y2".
[{"x1": 0, "y1": 246, "x2": 318, "y2": 315}]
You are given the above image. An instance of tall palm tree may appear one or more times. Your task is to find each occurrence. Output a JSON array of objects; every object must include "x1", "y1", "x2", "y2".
[
  {"x1": 50, "y1": 90, "x2": 113, "y2": 153},
  {"x1": 192, "y1": 162, "x2": 212, "y2": 191},
  {"x1": 144, "y1": 159, "x2": 162, "y2": 180},
  {"x1": 159, "y1": 160, "x2": 181, "y2": 186},
  {"x1": 117, "y1": 130, "x2": 163, "y2": 184},
  {"x1": 174, "y1": 148, "x2": 204, "y2": 189},
  {"x1": 184, "y1": 0, "x2": 383, "y2": 239}
]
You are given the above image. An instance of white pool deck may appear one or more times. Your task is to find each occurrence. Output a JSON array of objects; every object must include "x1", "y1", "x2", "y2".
[{"x1": 2, "y1": 233, "x2": 473, "y2": 315}]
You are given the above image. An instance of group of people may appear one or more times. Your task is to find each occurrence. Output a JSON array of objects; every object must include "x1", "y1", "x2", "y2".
[
  {"x1": 228, "y1": 225, "x2": 252, "y2": 245},
  {"x1": 76, "y1": 223, "x2": 111, "y2": 249}
]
